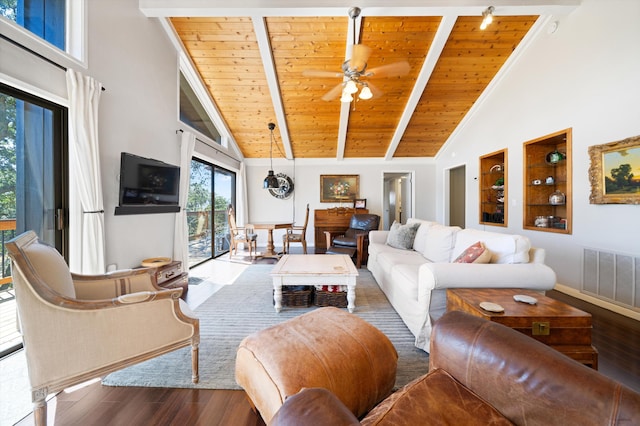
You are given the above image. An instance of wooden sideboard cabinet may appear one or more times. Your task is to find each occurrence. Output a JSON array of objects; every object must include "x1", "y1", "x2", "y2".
[
  {"x1": 314, "y1": 208, "x2": 368, "y2": 251},
  {"x1": 146, "y1": 260, "x2": 188, "y2": 299}
]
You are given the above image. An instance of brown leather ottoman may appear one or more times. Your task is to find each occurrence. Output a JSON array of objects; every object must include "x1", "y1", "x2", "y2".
[{"x1": 235, "y1": 307, "x2": 398, "y2": 423}]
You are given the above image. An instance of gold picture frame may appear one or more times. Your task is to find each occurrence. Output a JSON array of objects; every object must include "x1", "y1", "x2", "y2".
[
  {"x1": 588, "y1": 135, "x2": 640, "y2": 204},
  {"x1": 320, "y1": 175, "x2": 359, "y2": 202}
]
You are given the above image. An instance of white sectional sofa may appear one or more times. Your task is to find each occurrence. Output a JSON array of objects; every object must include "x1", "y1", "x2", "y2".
[{"x1": 367, "y1": 218, "x2": 557, "y2": 352}]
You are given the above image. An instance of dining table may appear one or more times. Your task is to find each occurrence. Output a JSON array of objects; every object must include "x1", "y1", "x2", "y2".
[{"x1": 251, "y1": 222, "x2": 293, "y2": 258}]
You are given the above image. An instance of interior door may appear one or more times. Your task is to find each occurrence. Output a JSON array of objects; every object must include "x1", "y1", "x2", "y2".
[
  {"x1": 382, "y1": 172, "x2": 413, "y2": 230},
  {"x1": 448, "y1": 165, "x2": 466, "y2": 228}
]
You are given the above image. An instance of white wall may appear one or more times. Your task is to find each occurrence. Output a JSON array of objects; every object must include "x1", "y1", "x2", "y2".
[
  {"x1": 436, "y1": 0, "x2": 640, "y2": 295},
  {"x1": 245, "y1": 158, "x2": 436, "y2": 247},
  {"x1": 84, "y1": 0, "x2": 182, "y2": 269}
]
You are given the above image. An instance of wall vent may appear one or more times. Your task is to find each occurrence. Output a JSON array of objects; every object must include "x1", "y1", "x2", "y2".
[{"x1": 582, "y1": 248, "x2": 639, "y2": 311}]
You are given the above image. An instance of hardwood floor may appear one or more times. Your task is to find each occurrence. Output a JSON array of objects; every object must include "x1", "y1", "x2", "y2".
[{"x1": 13, "y1": 255, "x2": 640, "y2": 425}]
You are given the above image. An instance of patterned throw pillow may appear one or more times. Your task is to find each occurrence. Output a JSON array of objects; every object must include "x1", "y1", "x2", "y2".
[
  {"x1": 386, "y1": 221, "x2": 420, "y2": 250},
  {"x1": 452, "y1": 241, "x2": 492, "y2": 264}
]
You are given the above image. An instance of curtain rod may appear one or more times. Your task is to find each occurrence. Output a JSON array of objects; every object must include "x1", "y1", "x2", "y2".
[
  {"x1": 0, "y1": 33, "x2": 106, "y2": 91},
  {"x1": 177, "y1": 129, "x2": 240, "y2": 163}
]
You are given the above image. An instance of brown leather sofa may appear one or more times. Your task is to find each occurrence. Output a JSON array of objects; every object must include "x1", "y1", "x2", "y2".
[{"x1": 270, "y1": 310, "x2": 640, "y2": 425}]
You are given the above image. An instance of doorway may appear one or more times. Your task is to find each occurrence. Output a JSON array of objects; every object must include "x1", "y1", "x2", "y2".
[
  {"x1": 448, "y1": 165, "x2": 466, "y2": 228},
  {"x1": 382, "y1": 172, "x2": 413, "y2": 230},
  {"x1": 0, "y1": 83, "x2": 68, "y2": 357}
]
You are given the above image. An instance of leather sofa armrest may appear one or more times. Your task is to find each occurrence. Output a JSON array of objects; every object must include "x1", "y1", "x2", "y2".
[
  {"x1": 270, "y1": 388, "x2": 360, "y2": 426},
  {"x1": 431, "y1": 311, "x2": 640, "y2": 425}
]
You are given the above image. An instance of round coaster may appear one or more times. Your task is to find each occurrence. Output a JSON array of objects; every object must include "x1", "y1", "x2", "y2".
[
  {"x1": 479, "y1": 301, "x2": 504, "y2": 313},
  {"x1": 513, "y1": 294, "x2": 538, "y2": 305}
]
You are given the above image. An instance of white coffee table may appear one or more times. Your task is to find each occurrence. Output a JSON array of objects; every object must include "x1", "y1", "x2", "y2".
[{"x1": 271, "y1": 254, "x2": 359, "y2": 313}]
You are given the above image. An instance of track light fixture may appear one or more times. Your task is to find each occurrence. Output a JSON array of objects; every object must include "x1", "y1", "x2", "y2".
[
  {"x1": 263, "y1": 122, "x2": 280, "y2": 189},
  {"x1": 480, "y1": 6, "x2": 495, "y2": 30}
]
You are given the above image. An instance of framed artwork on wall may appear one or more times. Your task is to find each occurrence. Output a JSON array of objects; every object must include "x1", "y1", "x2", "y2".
[
  {"x1": 588, "y1": 135, "x2": 640, "y2": 204},
  {"x1": 320, "y1": 175, "x2": 359, "y2": 202}
]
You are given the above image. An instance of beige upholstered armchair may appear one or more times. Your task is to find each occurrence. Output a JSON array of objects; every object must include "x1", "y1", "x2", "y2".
[{"x1": 6, "y1": 231, "x2": 199, "y2": 426}]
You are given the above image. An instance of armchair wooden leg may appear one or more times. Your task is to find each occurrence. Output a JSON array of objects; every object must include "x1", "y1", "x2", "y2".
[
  {"x1": 192, "y1": 344, "x2": 199, "y2": 384},
  {"x1": 33, "y1": 394, "x2": 47, "y2": 426}
]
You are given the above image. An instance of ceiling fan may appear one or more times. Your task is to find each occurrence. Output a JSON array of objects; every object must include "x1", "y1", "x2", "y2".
[{"x1": 302, "y1": 7, "x2": 411, "y2": 103}]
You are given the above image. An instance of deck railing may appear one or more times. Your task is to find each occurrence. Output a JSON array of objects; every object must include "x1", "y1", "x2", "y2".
[{"x1": 0, "y1": 219, "x2": 17, "y2": 288}]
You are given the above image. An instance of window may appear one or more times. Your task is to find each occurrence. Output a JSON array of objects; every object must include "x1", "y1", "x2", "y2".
[
  {"x1": 179, "y1": 72, "x2": 222, "y2": 144},
  {"x1": 1, "y1": 0, "x2": 65, "y2": 49},
  {"x1": 0, "y1": 0, "x2": 84, "y2": 63}
]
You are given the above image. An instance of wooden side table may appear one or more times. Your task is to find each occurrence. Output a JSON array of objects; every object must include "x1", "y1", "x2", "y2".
[
  {"x1": 144, "y1": 261, "x2": 188, "y2": 299},
  {"x1": 446, "y1": 288, "x2": 598, "y2": 369}
]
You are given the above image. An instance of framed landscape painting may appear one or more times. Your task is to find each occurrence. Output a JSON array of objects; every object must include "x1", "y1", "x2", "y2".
[
  {"x1": 320, "y1": 175, "x2": 359, "y2": 202},
  {"x1": 588, "y1": 135, "x2": 640, "y2": 204}
]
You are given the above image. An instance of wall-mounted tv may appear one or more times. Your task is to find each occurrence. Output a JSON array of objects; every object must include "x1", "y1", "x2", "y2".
[{"x1": 115, "y1": 152, "x2": 181, "y2": 215}]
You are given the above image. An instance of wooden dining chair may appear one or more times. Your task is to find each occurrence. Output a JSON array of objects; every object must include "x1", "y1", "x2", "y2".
[
  {"x1": 283, "y1": 204, "x2": 310, "y2": 254},
  {"x1": 228, "y1": 205, "x2": 257, "y2": 257}
]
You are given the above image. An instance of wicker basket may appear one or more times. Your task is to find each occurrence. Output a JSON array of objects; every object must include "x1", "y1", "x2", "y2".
[
  {"x1": 314, "y1": 290, "x2": 348, "y2": 308},
  {"x1": 273, "y1": 286, "x2": 313, "y2": 307}
]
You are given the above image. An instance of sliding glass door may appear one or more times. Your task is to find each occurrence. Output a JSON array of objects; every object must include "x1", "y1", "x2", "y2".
[
  {"x1": 187, "y1": 158, "x2": 235, "y2": 267},
  {"x1": 0, "y1": 83, "x2": 67, "y2": 357}
]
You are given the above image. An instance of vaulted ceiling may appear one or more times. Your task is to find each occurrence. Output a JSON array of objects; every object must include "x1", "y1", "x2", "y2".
[{"x1": 140, "y1": 1, "x2": 580, "y2": 161}]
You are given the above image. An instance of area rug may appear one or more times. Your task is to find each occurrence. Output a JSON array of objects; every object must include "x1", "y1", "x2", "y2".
[{"x1": 102, "y1": 265, "x2": 429, "y2": 390}]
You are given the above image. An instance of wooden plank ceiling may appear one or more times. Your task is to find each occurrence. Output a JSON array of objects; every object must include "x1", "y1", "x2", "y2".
[{"x1": 171, "y1": 12, "x2": 537, "y2": 160}]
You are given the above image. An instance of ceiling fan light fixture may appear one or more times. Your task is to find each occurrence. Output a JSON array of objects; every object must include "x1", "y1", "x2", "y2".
[
  {"x1": 344, "y1": 79, "x2": 358, "y2": 94},
  {"x1": 480, "y1": 6, "x2": 495, "y2": 30},
  {"x1": 359, "y1": 85, "x2": 373, "y2": 100},
  {"x1": 340, "y1": 91, "x2": 354, "y2": 103}
]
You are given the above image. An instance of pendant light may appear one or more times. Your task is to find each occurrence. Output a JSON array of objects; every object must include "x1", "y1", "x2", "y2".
[{"x1": 263, "y1": 122, "x2": 280, "y2": 189}]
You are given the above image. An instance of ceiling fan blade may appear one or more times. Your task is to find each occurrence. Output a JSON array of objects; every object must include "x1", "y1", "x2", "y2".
[
  {"x1": 367, "y1": 82, "x2": 384, "y2": 99},
  {"x1": 349, "y1": 44, "x2": 372, "y2": 71},
  {"x1": 302, "y1": 70, "x2": 343, "y2": 78},
  {"x1": 321, "y1": 83, "x2": 345, "y2": 101},
  {"x1": 366, "y1": 61, "x2": 411, "y2": 78}
]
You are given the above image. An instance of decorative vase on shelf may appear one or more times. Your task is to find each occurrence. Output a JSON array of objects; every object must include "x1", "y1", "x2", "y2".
[{"x1": 549, "y1": 190, "x2": 565, "y2": 205}]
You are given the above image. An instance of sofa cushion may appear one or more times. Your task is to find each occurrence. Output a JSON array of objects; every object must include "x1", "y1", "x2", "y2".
[
  {"x1": 421, "y1": 224, "x2": 460, "y2": 263},
  {"x1": 452, "y1": 241, "x2": 492, "y2": 264},
  {"x1": 360, "y1": 368, "x2": 512, "y2": 426},
  {"x1": 452, "y1": 228, "x2": 531, "y2": 264},
  {"x1": 386, "y1": 221, "x2": 420, "y2": 250},
  {"x1": 376, "y1": 250, "x2": 427, "y2": 276},
  {"x1": 406, "y1": 218, "x2": 436, "y2": 253}
]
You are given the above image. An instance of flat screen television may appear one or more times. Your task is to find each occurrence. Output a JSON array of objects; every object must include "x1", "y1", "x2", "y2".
[{"x1": 115, "y1": 152, "x2": 181, "y2": 215}]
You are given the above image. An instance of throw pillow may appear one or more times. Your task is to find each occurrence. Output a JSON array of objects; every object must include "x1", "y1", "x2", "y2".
[
  {"x1": 452, "y1": 241, "x2": 492, "y2": 264},
  {"x1": 386, "y1": 221, "x2": 420, "y2": 250}
]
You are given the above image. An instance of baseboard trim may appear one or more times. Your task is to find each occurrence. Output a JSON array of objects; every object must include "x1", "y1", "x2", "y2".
[{"x1": 554, "y1": 283, "x2": 640, "y2": 321}]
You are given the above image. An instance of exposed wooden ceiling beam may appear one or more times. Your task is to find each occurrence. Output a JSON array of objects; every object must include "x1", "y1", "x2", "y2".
[
  {"x1": 385, "y1": 15, "x2": 456, "y2": 160},
  {"x1": 252, "y1": 16, "x2": 293, "y2": 159}
]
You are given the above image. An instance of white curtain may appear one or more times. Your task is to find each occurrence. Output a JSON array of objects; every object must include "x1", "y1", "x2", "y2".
[
  {"x1": 66, "y1": 69, "x2": 105, "y2": 274},
  {"x1": 173, "y1": 131, "x2": 196, "y2": 269},
  {"x1": 237, "y1": 161, "x2": 249, "y2": 226}
]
